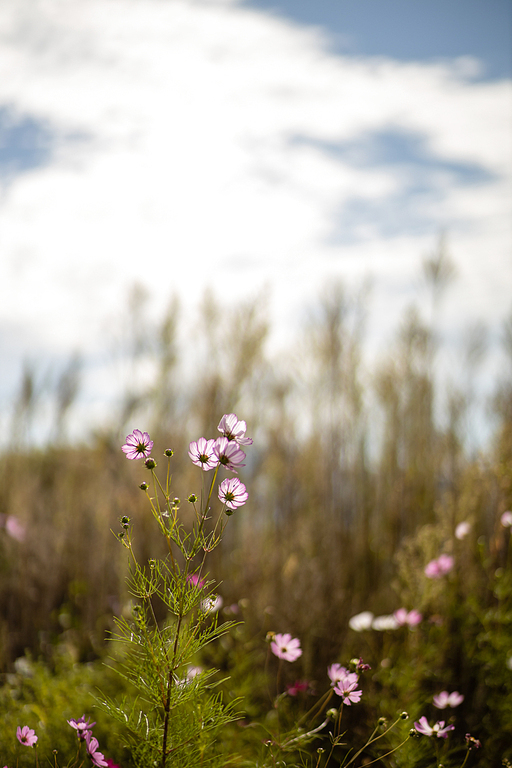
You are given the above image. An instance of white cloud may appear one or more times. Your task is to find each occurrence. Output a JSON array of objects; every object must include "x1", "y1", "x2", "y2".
[{"x1": 0, "y1": 0, "x2": 510, "y2": 424}]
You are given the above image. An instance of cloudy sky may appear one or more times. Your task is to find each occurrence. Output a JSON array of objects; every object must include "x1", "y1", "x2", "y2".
[{"x1": 0, "y1": 0, "x2": 511, "y2": 437}]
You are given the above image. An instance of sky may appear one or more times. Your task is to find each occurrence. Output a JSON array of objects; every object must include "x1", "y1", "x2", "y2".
[{"x1": 0, "y1": 0, "x2": 511, "y2": 441}]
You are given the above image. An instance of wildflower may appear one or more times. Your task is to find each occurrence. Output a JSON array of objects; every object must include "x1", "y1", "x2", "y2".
[
  {"x1": 5, "y1": 516, "x2": 26, "y2": 542},
  {"x1": 334, "y1": 677, "x2": 362, "y2": 705},
  {"x1": 68, "y1": 715, "x2": 96, "y2": 739},
  {"x1": 188, "y1": 438, "x2": 219, "y2": 471},
  {"x1": 372, "y1": 614, "x2": 399, "y2": 631},
  {"x1": 414, "y1": 716, "x2": 454, "y2": 738},
  {"x1": 287, "y1": 680, "x2": 309, "y2": 696},
  {"x1": 433, "y1": 691, "x2": 464, "y2": 708},
  {"x1": 351, "y1": 657, "x2": 371, "y2": 672},
  {"x1": 327, "y1": 663, "x2": 358, "y2": 687},
  {"x1": 200, "y1": 595, "x2": 223, "y2": 614},
  {"x1": 85, "y1": 734, "x2": 108, "y2": 768},
  {"x1": 218, "y1": 477, "x2": 249, "y2": 511},
  {"x1": 348, "y1": 611, "x2": 374, "y2": 631},
  {"x1": 121, "y1": 429, "x2": 153, "y2": 460},
  {"x1": 217, "y1": 413, "x2": 253, "y2": 445},
  {"x1": 465, "y1": 733, "x2": 482, "y2": 749},
  {"x1": 271, "y1": 633, "x2": 302, "y2": 662},
  {"x1": 213, "y1": 437, "x2": 246, "y2": 472},
  {"x1": 187, "y1": 573, "x2": 206, "y2": 589},
  {"x1": 455, "y1": 521, "x2": 471, "y2": 540},
  {"x1": 394, "y1": 608, "x2": 422, "y2": 627},
  {"x1": 16, "y1": 726, "x2": 38, "y2": 746},
  {"x1": 186, "y1": 665, "x2": 203, "y2": 680},
  {"x1": 425, "y1": 554, "x2": 454, "y2": 578},
  {"x1": 501, "y1": 511, "x2": 512, "y2": 528}
]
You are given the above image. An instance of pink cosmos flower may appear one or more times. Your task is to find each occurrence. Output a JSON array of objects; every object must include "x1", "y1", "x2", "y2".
[
  {"x1": 121, "y1": 429, "x2": 153, "y2": 460},
  {"x1": 286, "y1": 680, "x2": 309, "y2": 696},
  {"x1": 433, "y1": 691, "x2": 464, "y2": 708},
  {"x1": 86, "y1": 734, "x2": 108, "y2": 768},
  {"x1": 5, "y1": 516, "x2": 26, "y2": 542},
  {"x1": 67, "y1": 715, "x2": 96, "y2": 739},
  {"x1": 213, "y1": 437, "x2": 246, "y2": 472},
  {"x1": 501, "y1": 511, "x2": 512, "y2": 528},
  {"x1": 218, "y1": 413, "x2": 253, "y2": 445},
  {"x1": 218, "y1": 477, "x2": 249, "y2": 510},
  {"x1": 271, "y1": 633, "x2": 302, "y2": 662},
  {"x1": 327, "y1": 664, "x2": 358, "y2": 687},
  {"x1": 414, "y1": 716, "x2": 455, "y2": 738},
  {"x1": 187, "y1": 574, "x2": 206, "y2": 589},
  {"x1": 188, "y1": 438, "x2": 219, "y2": 471},
  {"x1": 16, "y1": 726, "x2": 38, "y2": 746},
  {"x1": 334, "y1": 678, "x2": 362, "y2": 705},
  {"x1": 425, "y1": 554, "x2": 454, "y2": 578},
  {"x1": 393, "y1": 608, "x2": 422, "y2": 627}
]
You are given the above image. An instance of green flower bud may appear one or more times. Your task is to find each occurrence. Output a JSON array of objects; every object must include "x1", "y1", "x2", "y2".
[
  {"x1": 188, "y1": 494, "x2": 197, "y2": 503},
  {"x1": 400, "y1": 712, "x2": 409, "y2": 720},
  {"x1": 144, "y1": 457, "x2": 157, "y2": 469},
  {"x1": 139, "y1": 482, "x2": 149, "y2": 491},
  {"x1": 164, "y1": 449, "x2": 173, "y2": 457}
]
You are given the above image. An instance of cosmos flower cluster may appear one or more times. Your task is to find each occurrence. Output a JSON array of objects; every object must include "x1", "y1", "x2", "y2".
[{"x1": 122, "y1": 413, "x2": 251, "y2": 512}]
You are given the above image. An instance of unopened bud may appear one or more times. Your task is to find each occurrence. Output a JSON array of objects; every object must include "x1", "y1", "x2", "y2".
[
  {"x1": 188, "y1": 494, "x2": 197, "y2": 503},
  {"x1": 265, "y1": 631, "x2": 276, "y2": 643},
  {"x1": 326, "y1": 708, "x2": 338, "y2": 719},
  {"x1": 400, "y1": 712, "x2": 409, "y2": 720},
  {"x1": 164, "y1": 449, "x2": 173, "y2": 457},
  {"x1": 139, "y1": 482, "x2": 149, "y2": 491},
  {"x1": 378, "y1": 717, "x2": 387, "y2": 726},
  {"x1": 144, "y1": 457, "x2": 157, "y2": 469}
]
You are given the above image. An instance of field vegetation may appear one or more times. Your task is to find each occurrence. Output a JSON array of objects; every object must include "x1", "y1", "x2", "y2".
[{"x1": 1, "y1": 248, "x2": 511, "y2": 766}]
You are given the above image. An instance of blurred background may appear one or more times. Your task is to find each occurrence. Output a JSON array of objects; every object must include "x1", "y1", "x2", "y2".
[{"x1": 0, "y1": 0, "x2": 511, "y2": 763}]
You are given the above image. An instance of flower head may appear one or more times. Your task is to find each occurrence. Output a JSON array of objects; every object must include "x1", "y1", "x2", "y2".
[
  {"x1": 348, "y1": 611, "x2": 374, "y2": 631},
  {"x1": 218, "y1": 477, "x2": 248, "y2": 511},
  {"x1": 217, "y1": 413, "x2": 253, "y2": 445},
  {"x1": 465, "y1": 733, "x2": 482, "y2": 749},
  {"x1": 433, "y1": 691, "x2": 464, "y2": 708},
  {"x1": 372, "y1": 614, "x2": 399, "y2": 631},
  {"x1": 425, "y1": 554, "x2": 454, "y2": 578},
  {"x1": 122, "y1": 429, "x2": 153, "y2": 460},
  {"x1": 271, "y1": 633, "x2": 302, "y2": 662},
  {"x1": 455, "y1": 521, "x2": 471, "y2": 540},
  {"x1": 213, "y1": 437, "x2": 246, "y2": 472},
  {"x1": 327, "y1": 664, "x2": 358, "y2": 687},
  {"x1": 67, "y1": 715, "x2": 96, "y2": 739},
  {"x1": 188, "y1": 438, "x2": 219, "y2": 471},
  {"x1": 16, "y1": 726, "x2": 38, "y2": 746},
  {"x1": 200, "y1": 595, "x2": 223, "y2": 614},
  {"x1": 286, "y1": 680, "x2": 309, "y2": 696},
  {"x1": 187, "y1": 573, "x2": 206, "y2": 589},
  {"x1": 334, "y1": 677, "x2": 362, "y2": 706},
  {"x1": 501, "y1": 511, "x2": 512, "y2": 528},
  {"x1": 393, "y1": 608, "x2": 422, "y2": 627},
  {"x1": 414, "y1": 716, "x2": 455, "y2": 738},
  {"x1": 85, "y1": 734, "x2": 108, "y2": 768}
]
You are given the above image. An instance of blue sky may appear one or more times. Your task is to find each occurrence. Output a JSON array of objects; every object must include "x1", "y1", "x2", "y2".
[
  {"x1": 245, "y1": 0, "x2": 512, "y2": 79},
  {"x1": 0, "y1": 0, "x2": 510, "y2": 442}
]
